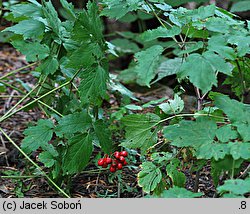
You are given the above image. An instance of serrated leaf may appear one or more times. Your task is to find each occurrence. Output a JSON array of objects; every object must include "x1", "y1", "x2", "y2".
[
  {"x1": 9, "y1": 3, "x2": 42, "y2": 19},
  {"x1": 4, "y1": 20, "x2": 45, "y2": 39},
  {"x1": 55, "y1": 111, "x2": 92, "y2": 137},
  {"x1": 134, "y1": 45, "x2": 164, "y2": 87},
  {"x1": 22, "y1": 119, "x2": 54, "y2": 154},
  {"x1": 101, "y1": 0, "x2": 143, "y2": 19},
  {"x1": 36, "y1": 56, "x2": 59, "y2": 75},
  {"x1": 120, "y1": 113, "x2": 161, "y2": 154},
  {"x1": 110, "y1": 38, "x2": 140, "y2": 54},
  {"x1": 196, "y1": 143, "x2": 230, "y2": 161},
  {"x1": 11, "y1": 40, "x2": 49, "y2": 62},
  {"x1": 60, "y1": 0, "x2": 76, "y2": 20},
  {"x1": 211, "y1": 156, "x2": 244, "y2": 186},
  {"x1": 160, "y1": 186, "x2": 203, "y2": 198},
  {"x1": 228, "y1": 35, "x2": 250, "y2": 57},
  {"x1": 178, "y1": 53, "x2": 216, "y2": 93},
  {"x1": 39, "y1": 151, "x2": 58, "y2": 168},
  {"x1": 159, "y1": 94, "x2": 184, "y2": 114},
  {"x1": 93, "y1": 119, "x2": 113, "y2": 154},
  {"x1": 229, "y1": 142, "x2": 250, "y2": 160},
  {"x1": 166, "y1": 159, "x2": 186, "y2": 187},
  {"x1": 217, "y1": 178, "x2": 250, "y2": 195},
  {"x1": 231, "y1": 1, "x2": 250, "y2": 12},
  {"x1": 42, "y1": 0, "x2": 61, "y2": 35},
  {"x1": 152, "y1": 58, "x2": 182, "y2": 84},
  {"x1": 163, "y1": 117, "x2": 217, "y2": 148},
  {"x1": 205, "y1": 17, "x2": 229, "y2": 33},
  {"x1": 67, "y1": 43, "x2": 100, "y2": 69},
  {"x1": 216, "y1": 125, "x2": 238, "y2": 143},
  {"x1": 212, "y1": 93, "x2": 250, "y2": 141},
  {"x1": 151, "y1": 152, "x2": 173, "y2": 163},
  {"x1": 138, "y1": 162, "x2": 162, "y2": 193},
  {"x1": 208, "y1": 35, "x2": 236, "y2": 60},
  {"x1": 177, "y1": 41, "x2": 203, "y2": 55},
  {"x1": 62, "y1": 133, "x2": 93, "y2": 174},
  {"x1": 140, "y1": 26, "x2": 181, "y2": 42},
  {"x1": 79, "y1": 66, "x2": 109, "y2": 105}
]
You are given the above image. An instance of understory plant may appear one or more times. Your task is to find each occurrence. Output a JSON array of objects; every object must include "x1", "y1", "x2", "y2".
[{"x1": 0, "y1": 0, "x2": 250, "y2": 198}]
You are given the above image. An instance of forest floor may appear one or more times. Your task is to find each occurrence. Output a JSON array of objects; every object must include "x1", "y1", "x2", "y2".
[{"x1": 0, "y1": 44, "x2": 220, "y2": 198}]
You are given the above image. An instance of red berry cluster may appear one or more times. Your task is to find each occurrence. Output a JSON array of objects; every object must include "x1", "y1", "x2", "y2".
[{"x1": 97, "y1": 151, "x2": 128, "y2": 173}]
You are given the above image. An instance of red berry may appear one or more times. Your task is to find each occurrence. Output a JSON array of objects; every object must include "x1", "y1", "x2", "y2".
[
  {"x1": 120, "y1": 151, "x2": 128, "y2": 157},
  {"x1": 119, "y1": 156, "x2": 125, "y2": 162},
  {"x1": 123, "y1": 160, "x2": 128, "y2": 166},
  {"x1": 98, "y1": 158, "x2": 104, "y2": 166},
  {"x1": 114, "y1": 151, "x2": 120, "y2": 159},
  {"x1": 117, "y1": 163, "x2": 123, "y2": 170},
  {"x1": 106, "y1": 157, "x2": 112, "y2": 164},
  {"x1": 110, "y1": 166, "x2": 116, "y2": 173},
  {"x1": 102, "y1": 162, "x2": 108, "y2": 168}
]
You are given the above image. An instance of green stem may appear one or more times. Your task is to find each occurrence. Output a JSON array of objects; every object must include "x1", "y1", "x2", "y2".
[
  {"x1": 0, "y1": 68, "x2": 82, "y2": 122},
  {"x1": 1, "y1": 175, "x2": 39, "y2": 179},
  {"x1": 1, "y1": 84, "x2": 39, "y2": 121},
  {"x1": 0, "y1": 128, "x2": 70, "y2": 198},
  {"x1": 0, "y1": 80, "x2": 24, "y2": 94},
  {"x1": 0, "y1": 62, "x2": 37, "y2": 81}
]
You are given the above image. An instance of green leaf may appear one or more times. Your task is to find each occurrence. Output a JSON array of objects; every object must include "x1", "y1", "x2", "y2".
[
  {"x1": 110, "y1": 38, "x2": 140, "y2": 54},
  {"x1": 101, "y1": 0, "x2": 142, "y2": 19},
  {"x1": 60, "y1": 0, "x2": 76, "y2": 20},
  {"x1": 178, "y1": 53, "x2": 216, "y2": 93},
  {"x1": 211, "y1": 156, "x2": 244, "y2": 186},
  {"x1": 151, "y1": 152, "x2": 173, "y2": 163},
  {"x1": 166, "y1": 159, "x2": 186, "y2": 187},
  {"x1": 152, "y1": 58, "x2": 182, "y2": 84},
  {"x1": 138, "y1": 162, "x2": 162, "y2": 193},
  {"x1": 229, "y1": 142, "x2": 250, "y2": 160},
  {"x1": 9, "y1": 2, "x2": 42, "y2": 19},
  {"x1": 42, "y1": 0, "x2": 61, "y2": 35},
  {"x1": 217, "y1": 178, "x2": 250, "y2": 196},
  {"x1": 158, "y1": 94, "x2": 184, "y2": 114},
  {"x1": 22, "y1": 119, "x2": 54, "y2": 154},
  {"x1": 208, "y1": 36, "x2": 236, "y2": 60},
  {"x1": 212, "y1": 93, "x2": 250, "y2": 141},
  {"x1": 134, "y1": 45, "x2": 164, "y2": 87},
  {"x1": 79, "y1": 66, "x2": 109, "y2": 105},
  {"x1": 228, "y1": 35, "x2": 250, "y2": 57},
  {"x1": 11, "y1": 40, "x2": 49, "y2": 62},
  {"x1": 216, "y1": 125, "x2": 238, "y2": 143},
  {"x1": 196, "y1": 143, "x2": 230, "y2": 161},
  {"x1": 178, "y1": 52, "x2": 233, "y2": 93},
  {"x1": 160, "y1": 186, "x2": 203, "y2": 198},
  {"x1": 39, "y1": 151, "x2": 58, "y2": 168},
  {"x1": 140, "y1": 26, "x2": 181, "y2": 42},
  {"x1": 177, "y1": 41, "x2": 203, "y2": 55},
  {"x1": 4, "y1": 20, "x2": 45, "y2": 39},
  {"x1": 164, "y1": 117, "x2": 217, "y2": 148},
  {"x1": 36, "y1": 56, "x2": 59, "y2": 75},
  {"x1": 67, "y1": 43, "x2": 100, "y2": 69},
  {"x1": 93, "y1": 120, "x2": 113, "y2": 154},
  {"x1": 62, "y1": 133, "x2": 93, "y2": 174},
  {"x1": 120, "y1": 113, "x2": 161, "y2": 154},
  {"x1": 205, "y1": 17, "x2": 229, "y2": 33},
  {"x1": 55, "y1": 111, "x2": 92, "y2": 137},
  {"x1": 231, "y1": 1, "x2": 250, "y2": 12}
]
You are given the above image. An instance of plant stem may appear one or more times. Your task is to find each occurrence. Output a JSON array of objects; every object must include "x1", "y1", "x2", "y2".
[
  {"x1": 0, "y1": 128, "x2": 70, "y2": 198},
  {"x1": 0, "y1": 62, "x2": 37, "y2": 81}
]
